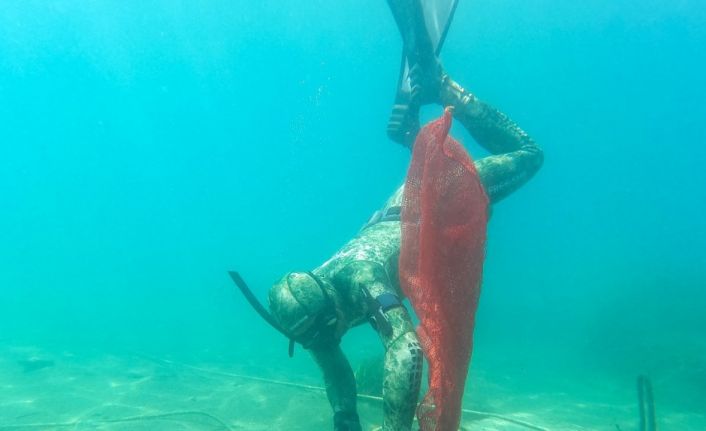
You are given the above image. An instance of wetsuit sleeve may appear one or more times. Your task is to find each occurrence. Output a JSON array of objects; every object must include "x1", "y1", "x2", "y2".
[
  {"x1": 340, "y1": 261, "x2": 422, "y2": 431},
  {"x1": 439, "y1": 76, "x2": 544, "y2": 203},
  {"x1": 309, "y1": 344, "x2": 362, "y2": 431},
  {"x1": 378, "y1": 308, "x2": 423, "y2": 431}
]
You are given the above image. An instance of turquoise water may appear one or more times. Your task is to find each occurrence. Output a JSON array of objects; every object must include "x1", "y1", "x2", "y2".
[{"x1": 1, "y1": 1, "x2": 704, "y2": 429}]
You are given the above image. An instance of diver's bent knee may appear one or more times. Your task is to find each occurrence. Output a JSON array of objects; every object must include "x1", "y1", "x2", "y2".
[{"x1": 521, "y1": 141, "x2": 544, "y2": 175}]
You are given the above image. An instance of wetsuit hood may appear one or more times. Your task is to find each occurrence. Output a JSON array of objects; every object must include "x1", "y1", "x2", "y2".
[{"x1": 268, "y1": 271, "x2": 340, "y2": 350}]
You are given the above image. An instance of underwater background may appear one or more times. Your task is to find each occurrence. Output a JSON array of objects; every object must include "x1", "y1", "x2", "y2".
[{"x1": 1, "y1": 0, "x2": 704, "y2": 429}]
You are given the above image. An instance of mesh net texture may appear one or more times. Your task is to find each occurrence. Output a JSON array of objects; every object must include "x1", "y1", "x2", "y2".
[{"x1": 399, "y1": 108, "x2": 489, "y2": 431}]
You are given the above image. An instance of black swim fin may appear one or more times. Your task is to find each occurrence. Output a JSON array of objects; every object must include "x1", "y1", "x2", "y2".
[{"x1": 387, "y1": 0, "x2": 459, "y2": 146}]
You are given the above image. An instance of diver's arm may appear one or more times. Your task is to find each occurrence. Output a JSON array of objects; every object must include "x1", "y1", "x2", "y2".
[
  {"x1": 378, "y1": 307, "x2": 422, "y2": 431},
  {"x1": 310, "y1": 344, "x2": 362, "y2": 431},
  {"x1": 338, "y1": 260, "x2": 422, "y2": 431},
  {"x1": 440, "y1": 76, "x2": 544, "y2": 203}
]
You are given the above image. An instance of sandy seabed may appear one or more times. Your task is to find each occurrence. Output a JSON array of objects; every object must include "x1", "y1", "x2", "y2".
[{"x1": 0, "y1": 345, "x2": 703, "y2": 431}]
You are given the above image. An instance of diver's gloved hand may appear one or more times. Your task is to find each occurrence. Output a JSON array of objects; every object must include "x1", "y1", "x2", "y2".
[{"x1": 333, "y1": 411, "x2": 362, "y2": 431}]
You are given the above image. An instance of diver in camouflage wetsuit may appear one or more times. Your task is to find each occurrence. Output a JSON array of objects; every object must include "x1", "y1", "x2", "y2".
[
  {"x1": 266, "y1": 2, "x2": 544, "y2": 431},
  {"x1": 267, "y1": 80, "x2": 543, "y2": 431}
]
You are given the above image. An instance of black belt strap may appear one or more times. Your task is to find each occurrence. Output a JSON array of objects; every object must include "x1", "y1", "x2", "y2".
[
  {"x1": 362, "y1": 289, "x2": 403, "y2": 338},
  {"x1": 376, "y1": 292, "x2": 403, "y2": 312}
]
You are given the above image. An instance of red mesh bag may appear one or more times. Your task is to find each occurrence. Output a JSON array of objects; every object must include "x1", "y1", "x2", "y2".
[{"x1": 399, "y1": 108, "x2": 489, "y2": 431}]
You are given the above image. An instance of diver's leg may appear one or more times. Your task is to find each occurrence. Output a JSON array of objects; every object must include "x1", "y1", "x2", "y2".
[{"x1": 440, "y1": 75, "x2": 544, "y2": 203}]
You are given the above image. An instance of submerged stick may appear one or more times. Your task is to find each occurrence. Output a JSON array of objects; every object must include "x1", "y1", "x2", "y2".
[
  {"x1": 637, "y1": 375, "x2": 657, "y2": 431},
  {"x1": 637, "y1": 376, "x2": 646, "y2": 431}
]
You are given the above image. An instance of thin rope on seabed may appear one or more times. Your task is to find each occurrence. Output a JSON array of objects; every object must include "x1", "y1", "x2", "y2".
[
  {"x1": 1, "y1": 354, "x2": 552, "y2": 431},
  {"x1": 149, "y1": 355, "x2": 553, "y2": 431},
  {"x1": 0, "y1": 411, "x2": 238, "y2": 431}
]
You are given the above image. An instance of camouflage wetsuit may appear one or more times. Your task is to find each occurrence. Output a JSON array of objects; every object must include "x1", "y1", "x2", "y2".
[{"x1": 305, "y1": 75, "x2": 543, "y2": 431}]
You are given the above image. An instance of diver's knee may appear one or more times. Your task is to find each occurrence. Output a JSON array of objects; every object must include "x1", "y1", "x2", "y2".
[{"x1": 521, "y1": 141, "x2": 544, "y2": 174}]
